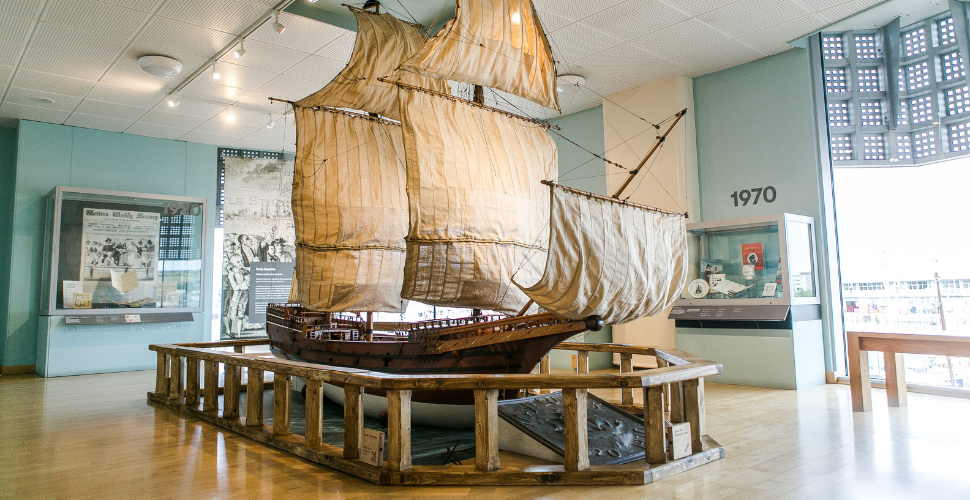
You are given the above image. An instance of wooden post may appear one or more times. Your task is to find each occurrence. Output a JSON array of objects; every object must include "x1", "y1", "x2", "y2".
[
  {"x1": 539, "y1": 354, "x2": 551, "y2": 394},
  {"x1": 167, "y1": 355, "x2": 182, "y2": 400},
  {"x1": 847, "y1": 332, "x2": 872, "y2": 412},
  {"x1": 273, "y1": 374, "x2": 291, "y2": 436},
  {"x1": 305, "y1": 379, "x2": 323, "y2": 448},
  {"x1": 203, "y1": 360, "x2": 219, "y2": 412},
  {"x1": 669, "y1": 381, "x2": 685, "y2": 423},
  {"x1": 387, "y1": 390, "x2": 412, "y2": 471},
  {"x1": 155, "y1": 353, "x2": 168, "y2": 396},
  {"x1": 185, "y1": 358, "x2": 200, "y2": 405},
  {"x1": 474, "y1": 389, "x2": 500, "y2": 472},
  {"x1": 223, "y1": 364, "x2": 241, "y2": 418},
  {"x1": 683, "y1": 378, "x2": 705, "y2": 453},
  {"x1": 343, "y1": 385, "x2": 364, "y2": 459},
  {"x1": 233, "y1": 345, "x2": 245, "y2": 354},
  {"x1": 246, "y1": 368, "x2": 264, "y2": 426},
  {"x1": 884, "y1": 352, "x2": 908, "y2": 407},
  {"x1": 365, "y1": 312, "x2": 374, "y2": 342},
  {"x1": 644, "y1": 385, "x2": 666, "y2": 464},
  {"x1": 577, "y1": 350, "x2": 589, "y2": 374},
  {"x1": 620, "y1": 353, "x2": 634, "y2": 405},
  {"x1": 563, "y1": 388, "x2": 590, "y2": 471}
]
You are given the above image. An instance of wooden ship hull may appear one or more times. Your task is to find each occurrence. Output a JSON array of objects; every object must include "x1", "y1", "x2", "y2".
[{"x1": 265, "y1": 304, "x2": 602, "y2": 406}]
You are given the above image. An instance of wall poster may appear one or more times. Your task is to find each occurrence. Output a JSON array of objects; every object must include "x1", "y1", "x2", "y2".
[
  {"x1": 77, "y1": 208, "x2": 160, "y2": 307},
  {"x1": 219, "y1": 149, "x2": 296, "y2": 340}
]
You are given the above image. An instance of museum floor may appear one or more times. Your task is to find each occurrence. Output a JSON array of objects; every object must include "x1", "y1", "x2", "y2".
[{"x1": 2, "y1": 370, "x2": 969, "y2": 500}]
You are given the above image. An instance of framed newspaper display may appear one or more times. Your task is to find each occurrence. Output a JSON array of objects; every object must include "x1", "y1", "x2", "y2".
[{"x1": 42, "y1": 186, "x2": 207, "y2": 316}]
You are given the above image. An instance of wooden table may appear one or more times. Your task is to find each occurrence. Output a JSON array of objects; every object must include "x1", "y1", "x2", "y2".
[{"x1": 848, "y1": 331, "x2": 970, "y2": 412}]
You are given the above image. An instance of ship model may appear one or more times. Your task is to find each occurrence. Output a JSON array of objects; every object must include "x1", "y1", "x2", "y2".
[{"x1": 266, "y1": 0, "x2": 688, "y2": 412}]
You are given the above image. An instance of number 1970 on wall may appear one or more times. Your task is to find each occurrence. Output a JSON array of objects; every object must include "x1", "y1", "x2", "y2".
[{"x1": 730, "y1": 186, "x2": 776, "y2": 207}]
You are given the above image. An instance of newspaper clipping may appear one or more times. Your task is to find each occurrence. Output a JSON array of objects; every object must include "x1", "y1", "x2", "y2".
[{"x1": 77, "y1": 208, "x2": 160, "y2": 307}]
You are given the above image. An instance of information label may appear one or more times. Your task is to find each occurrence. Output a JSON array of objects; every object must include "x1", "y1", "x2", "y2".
[{"x1": 247, "y1": 262, "x2": 295, "y2": 325}]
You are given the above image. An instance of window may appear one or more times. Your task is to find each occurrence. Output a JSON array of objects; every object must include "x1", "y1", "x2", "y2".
[
  {"x1": 828, "y1": 101, "x2": 850, "y2": 126},
  {"x1": 910, "y1": 95, "x2": 935, "y2": 124},
  {"x1": 914, "y1": 130, "x2": 937, "y2": 158},
  {"x1": 158, "y1": 215, "x2": 199, "y2": 260},
  {"x1": 897, "y1": 134, "x2": 913, "y2": 159},
  {"x1": 825, "y1": 68, "x2": 847, "y2": 93},
  {"x1": 941, "y1": 51, "x2": 966, "y2": 81},
  {"x1": 905, "y1": 61, "x2": 931, "y2": 90},
  {"x1": 903, "y1": 27, "x2": 927, "y2": 57},
  {"x1": 863, "y1": 134, "x2": 886, "y2": 160},
  {"x1": 823, "y1": 35, "x2": 844, "y2": 60},
  {"x1": 860, "y1": 100, "x2": 883, "y2": 126},
  {"x1": 946, "y1": 86, "x2": 970, "y2": 116},
  {"x1": 940, "y1": 17, "x2": 957, "y2": 46},
  {"x1": 855, "y1": 34, "x2": 878, "y2": 59},
  {"x1": 950, "y1": 122, "x2": 970, "y2": 152},
  {"x1": 831, "y1": 135, "x2": 853, "y2": 160},
  {"x1": 857, "y1": 67, "x2": 880, "y2": 92},
  {"x1": 898, "y1": 101, "x2": 909, "y2": 125}
]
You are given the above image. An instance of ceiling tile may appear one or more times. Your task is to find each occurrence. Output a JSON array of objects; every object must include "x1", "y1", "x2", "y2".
[
  {"x1": 100, "y1": 0, "x2": 168, "y2": 13},
  {"x1": 30, "y1": 23, "x2": 130, "y2": 63},
  {"x1": 211, "y1": 61, "x2": 277, "y2": 90},
  {"x1": 218, "y1": 38, "x2": 309, "y2": 73},
  {"x1": 86, "y1": 81, "x2": 165, "y2": 107},
  {"x1": 815, "y1": 0, "x2": 886, "y2": 24},
  {"x1": 221, "y1": 106, "x2": 271, "y2": 128},
  {"x1": 675, "y1": 39, "x2": 767, "y2": 74},
  {"x1": 64, "y1": 112, "x2": 133, "y2": 132},
  {"x1": 0, "y1": 65, "x2": 14, "y2": 86},
  {"x1": 548, "y1": 23, "x2": 622, "y2": 62},
  {"x1": 570, "y1": 44, "x2": 665, "y2": 79},
  {"x1": 0, "y1": 0, "x2": 44, "y2": 19},
  {"x1": 249, "y1": 12, "x2": 346, "y2": 53},
  {"x1": 233, "y1": 90, "x2": 284, "y2": 113},
  {"x1": 315, "y1": 32, "x2": 354, "y2": 61},
  {"x1": 100, "y1": 64, "x2": 183, "y2": 92},
  {"x1": 42, "y1": 0, "x2": 151, "y2": 38},
  {"x1": 662, "y1": 0, "x2": 738, "y2": 16},
  {"x1": 3, "y1": 86, "x2": 83, "y2": 111},
  {"x1": 740, "y1": 14, "x2": 829, "y2": 54},
  {"x1": 282, "y1": 55, "x2": 343, "y2": 84},
  {"x1": 156, "y1": 0, "x2": 267, "y2": 35},
  {"x1": 125, "y1": 121, "x2": 191, "y2": 140},
  {"x1": 699, "y1": 0, "x2": 812, "y2": 37},
  {"x1": 0, "y1": 42, "x2": 25, "y2": 67},
  {"x1": 0, "y1": 14, "x2": 35, "y2": 45},
  {"x1": 0, "y1": 101, "x2": 71, "y2": 123},
  {"x1": 535, "y1": 7, "x2": 574, "y2": 33},
  {"x1": 178, "y1": 128, "x2": 241, "y2": 146},
  {"x1": 616, "y1": 59, "x2": 702, "y2": 85},
  {"x1": 74, "y1": 98, "x2": 149, "y2": 120},
  {"x1": 135, "y1": 17, "x2": 236, "y2": 57},
  {"x1": 575, "y1": 77, "x2": 637, "y2": 98},
  {"x1": 19, "y1": 47, "x2": 112, "y2": 81},
  {"x1": 230, "y1": 137, "x2": 286, "y2": 152},
  {"x1": 9, "y1": 69, "x2": 97, "y2": 96},
  {"x1": 240, "y1": 122, "x2": 286, "y2": 143},
  {"x1": 628, "y1": 18, "x2": 732, "y2": 58},
  {"x1": 582, "y1": 0, "x2": 691, "y2": 40},
  {"x1": 149, "y1": 97, "x2": 225, "y2": 118},
  {"x1": 138, "y1": 108, "x2": 211, "y2": 129},
  {"x1": 532, "y1": 0, "x2": 627, "y2": 22},
  {"x1": 116, "y1": 43, "x2": 210, "y2": 76},
  {"x1": 255, "y1": 74, "x2": 326, "y2": 102},
  {"x1": 179, "y1": 78, "x2": 248, "y2": 103}
]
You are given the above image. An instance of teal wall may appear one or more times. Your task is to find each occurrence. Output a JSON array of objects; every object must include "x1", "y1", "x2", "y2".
[
  {"x1": 547, "y1": 105, "x2": 613, "y2": 370},
  {"x1": 0, "y1": 126, "x2": 17, "y2": 364},
  {"x1": 693, "y1": 49, "x2": 836, "y2": 372},
  {"x1": 2, "y1": 120, "x2": 217, "y2": 373}
]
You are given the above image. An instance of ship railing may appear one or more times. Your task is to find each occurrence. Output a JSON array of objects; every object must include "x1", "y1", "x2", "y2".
[{"x1": 147, "y1": 340, "x2": 722, "y2": 486}]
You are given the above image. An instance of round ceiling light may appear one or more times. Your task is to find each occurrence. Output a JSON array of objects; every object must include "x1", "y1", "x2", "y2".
[{"x1": 138, "y1": 55, "x2": 183, "y2": 77}]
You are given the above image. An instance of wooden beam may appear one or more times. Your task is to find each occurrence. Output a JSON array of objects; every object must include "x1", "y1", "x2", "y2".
[
  {"x1": 343, "y1": 385, "x2": 364, "y2": 459},
  {"x1": 185, "y1": 358, "x2": 200, "y2": 405},
  {"x1": 167, "y1": 355, "x2": 182, "y2": 400},
  {"x1": 577, "y1": 350, "x2": 589, "y2": 374},
  {"x1": 202, "y1": 360, "x2": 219, "y2": 412},
  {"x1": 644, "y1": 385, "x2": 666, "y2": 465},
  {"x1": 273, "y1": 374, "x2": 291, "y2": 437},
  {"x1": 884, "y1": 352, "x2": 908, "y2": 407},
  {"x1": 563, "y1": 388, "x2": 590, "y2": 471},
  {"x1": 683, "y1": 379, "x2": 705, "y2": 452},
  {"x1": 669, "y1": 381, "x2": 684, "y2": 423},
  {"x1": 223, "y1": 364, "x2": 241, "y2": 418},
  {"x1": 847, "y1": 332, "x2": 872, "y2": 412},
  {"x1": 474, "y1": 389, "x2": 500, "y2": 472},
  {"x1": 246, "y1": 368, "x2": 264, "y2": 426},
  {"x1": 155, "y1": 353, "x2": 168, "y2": 396},
  {"x1": 305, "y1": 379, "x2": 323, "y2": 448},
  {"x1": 387, "y1": 390, "x2": 412, "y2": 472},
  {"x1": 233, "y1": 345, "x2": 245, "y2": 354},
  {"x1": 620, "y1": 353, "x2": 634, "y2": 405}
]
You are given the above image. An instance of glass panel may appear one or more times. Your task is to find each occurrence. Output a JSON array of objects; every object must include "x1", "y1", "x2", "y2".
[
  {"x1": 683, "y1": 222, "x2": 783, "y2": 300},
  {"x1": 787, "y1": 221, "x2": 816, "y2": 298}
]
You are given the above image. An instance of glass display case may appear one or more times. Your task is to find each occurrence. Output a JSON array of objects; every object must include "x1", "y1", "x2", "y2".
[
  {"x1": 41, "y1": 187, "x2": 207, "y2": 316},
  {"x1": 669, "y1": 213, "x2": 818, "y2": 321}
]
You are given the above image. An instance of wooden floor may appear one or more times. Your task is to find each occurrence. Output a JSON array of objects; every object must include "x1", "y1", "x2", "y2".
[{"x1": 3, "y1": 371, "x2": 970, "y2": 499}]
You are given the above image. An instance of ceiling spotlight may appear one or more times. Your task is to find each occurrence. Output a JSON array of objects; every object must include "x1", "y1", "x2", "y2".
[
  {"x1": 307, "y1": 0, "x2": 318, "y2": 3},
  {"x1": 266, "y1": 114, "x2": 275, "y2": 129},
  {"x1": 234, "y1": 39, "x2": 246, "y2": 59},
  {"x1": 273, "y1": 10, "x2": 285, "y2": 34},
  {"x1": 166, "y1": 93, "x2": 180, "y2": 108},
  {"x1": 138, "y1": 55, "x2": 183, "y2": 77},
  {"x1": 211, "y1": 64, "x2": 221, "y2": 80},
  {"x1": 556, "y1": 74, "x2": 586, "y2": 94},
  {"x1": 225, "y1": 107, "x2": 235, "y2": 123}
]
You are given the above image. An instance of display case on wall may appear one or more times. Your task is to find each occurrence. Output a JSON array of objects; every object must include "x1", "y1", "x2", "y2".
[
  {"x1": 41, "y1": 186, "x2": 207, "y2": 316},
  {"x1": 669, "y1": 213, "x2": 819, "y2": 322}
]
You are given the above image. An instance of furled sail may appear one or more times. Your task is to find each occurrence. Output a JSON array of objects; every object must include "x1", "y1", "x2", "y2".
[
  {"x1": 289, "y1": 106, "x2": 408, "y2": 312},
  {"x1": 399, "y1": 0, "x2": 559, "y2": 111},
  {"x1": 515, "y1": 183, "x2": 688, "y2": 325},
  {"x1": 398, "y1": 90, "x2": 556, "y2": 314},
  {"x1": 295, "y1": 8, "x2": 447, "y2": 120}
]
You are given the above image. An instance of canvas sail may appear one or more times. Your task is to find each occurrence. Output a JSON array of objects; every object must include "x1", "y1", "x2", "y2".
[
  {"x1": 295, "y1": 9, "x2": 447, "y2": 120},
  {"x1": 289, "y1": 106, "x2": 408, "y2": 312},
  {"x1": 399, "y1": 90, "x2": 556, "y2": 314},
  {"x1": 399, "y1": 0, "x2": 559, "y2": 111},
  {"x1": 516, "y1": 184, "x2": 688, "y2": 325}
]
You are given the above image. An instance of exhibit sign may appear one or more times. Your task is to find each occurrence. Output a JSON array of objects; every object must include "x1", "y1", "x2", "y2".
[{"x1": 247, "y1": 262, "x2": 295, "y2": 325}]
